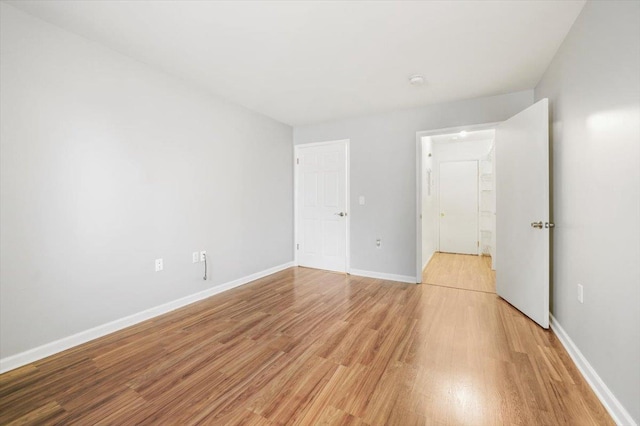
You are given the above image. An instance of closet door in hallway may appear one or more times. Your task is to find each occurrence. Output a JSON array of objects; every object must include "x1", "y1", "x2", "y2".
[{"x1": 439, "y1": 160, "x2": 479, "y2": 255}]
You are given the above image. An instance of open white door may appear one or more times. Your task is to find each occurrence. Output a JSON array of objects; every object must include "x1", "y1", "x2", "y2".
[
  {"x1": 496, "y1": 98, "x2": 550, "y2": 329},
  {"x1": 296, "y1": 140, "x2": 348, "y2": 273}
]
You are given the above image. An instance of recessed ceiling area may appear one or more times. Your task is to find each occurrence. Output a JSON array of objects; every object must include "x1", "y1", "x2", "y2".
[{"x1": 7, "y1": 0, "x2": 586, "y2": 126}]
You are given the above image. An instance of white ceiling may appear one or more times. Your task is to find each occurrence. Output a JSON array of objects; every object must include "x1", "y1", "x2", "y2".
[{"x1": 7, "y1": 0, "x2": 585, "y2": 126}]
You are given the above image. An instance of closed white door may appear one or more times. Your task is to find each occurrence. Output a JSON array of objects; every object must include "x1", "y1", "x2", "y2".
[
  {"x1": 496, "y1": 98, "x2": 550, "y2": 329},
  {"x1": 296, "y1": 141, "x2": 348, "y2": 273},
  {"x1": 439, "y1": 161, "x2": 478, "y2": 255}
]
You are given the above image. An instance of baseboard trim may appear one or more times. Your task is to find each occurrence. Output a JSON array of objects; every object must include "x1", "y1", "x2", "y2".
[
  {"x1": 422, "y1": 254, "x2": 432, "y2": 272},
  {"x1": 550, "y1": 314, "x2": 636, "y2": 426},
  {"x1": 0, "y1": 261, "x2": 295, "y2": 374},
  {"x1": 422, "y1": 250, "x2": 435, "y2": 271},
  {"x1": 349, "y1": 268, "x2": 416, "y2": 284}
]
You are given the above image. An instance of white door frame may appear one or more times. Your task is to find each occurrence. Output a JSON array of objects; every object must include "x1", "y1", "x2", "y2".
[
  {"x1": 294, "y1": 139, "x2": 351, "y2": 272},
  {"x1": 437, "y1": 159, "x2": 480, "y2": 256},
  {"x1": 415, "y1": 122, "x2": 499, "y2": 283}
]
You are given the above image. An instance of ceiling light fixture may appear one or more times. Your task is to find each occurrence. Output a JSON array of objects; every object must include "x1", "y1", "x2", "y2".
[{"x1": 409, "y1": 75, "x2": 425, "y2": 86}]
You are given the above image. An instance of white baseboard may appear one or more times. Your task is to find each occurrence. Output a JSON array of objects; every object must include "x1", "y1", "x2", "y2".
[
  {"x1": 550, "y1": 314, "x2": 637, "y2": 426},
  {"x1": 418, "y1": 251, "x2": 435, "y2": 284},
  {"x1": 0, "y1": 261, "x2": 295, "y2": 374},
  {"x1": 349, "y1": 268, "x2": 416, "y2": 284}
]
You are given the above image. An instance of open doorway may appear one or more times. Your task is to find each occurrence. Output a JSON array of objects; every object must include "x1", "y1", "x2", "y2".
[
  {"x1": 416, "y1": 100, "x2": 551, "y2": 328},
  {"x1": 416, "y1": 124, "x2": 497, "y2": 291}
]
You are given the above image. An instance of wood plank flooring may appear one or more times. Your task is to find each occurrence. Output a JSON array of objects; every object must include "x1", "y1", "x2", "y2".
[
  {"x1": 0, "y1": 264, "x2": 612, "y2": 425},
  {"x1": 423, "y1": 253, "x2": 495, "y2": 293}
]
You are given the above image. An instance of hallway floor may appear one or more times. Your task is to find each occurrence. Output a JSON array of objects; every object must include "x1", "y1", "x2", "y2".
[{"x1": 423, "y1": 252, "x2": 495, "y2": 293}]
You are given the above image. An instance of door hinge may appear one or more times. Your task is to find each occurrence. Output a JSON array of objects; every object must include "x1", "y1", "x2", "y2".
[
  {"x1": 477, "y1": 241, "x2": 479, "y2": 247},
  {"x1": 296, "y1": 158, "x2": 299, "y2": 165},
  {"x1": 296, "y1": 244, "x2": 299, "y2": 250}
]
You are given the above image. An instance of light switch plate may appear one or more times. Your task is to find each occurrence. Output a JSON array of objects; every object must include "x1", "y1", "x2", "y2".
[
  {"x1": 359, "y1": 196, "x2": 365, "y2": 205},
  {"x1": 192, "y1": 252, "x2": 199, "y2": 263}
]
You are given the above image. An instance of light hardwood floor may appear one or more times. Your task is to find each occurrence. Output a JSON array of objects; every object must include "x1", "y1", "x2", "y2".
[
  {"x1": 423, "y1": 252, "x2": 495, "y2": 293},
  {"x1": 0, "y1": 264, "x2": 611, "y2": 425}
]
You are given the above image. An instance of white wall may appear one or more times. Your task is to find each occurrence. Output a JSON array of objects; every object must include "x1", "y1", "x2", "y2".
[
  {"x1": 432, "y1": 139, "x2": 493, "y2": 162},
  {"x1": 421, "y1": 137, "x2": 436, "y2": 269},
  {"x1": 0, "y1": 4, "x2": 293, "y2": 360},
  {"x1": 294, "y1": 91, "x2": 532, "y2": 278},
  {"x1": 535, "y1": 1, "x2": 640, "y2": 423}
]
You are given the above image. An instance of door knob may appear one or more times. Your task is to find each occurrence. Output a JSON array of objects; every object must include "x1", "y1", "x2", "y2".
[
  {"x1": 335, "y1": 212, "x2": 346, "y2": 217},
  {"x1": 530, "y1": 221, "x2": 543, "y2": 229}
]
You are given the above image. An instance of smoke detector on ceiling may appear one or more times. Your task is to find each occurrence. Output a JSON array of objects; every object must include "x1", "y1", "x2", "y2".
[{"x1": 409, "y1": 75, "x2": 425, "y2": 86}]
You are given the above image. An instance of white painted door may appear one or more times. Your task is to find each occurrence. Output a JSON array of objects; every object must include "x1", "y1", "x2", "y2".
[
  {"x1": 439, "y1": 161, "x2": 478, "y2": 255},
  {"x1": 496, "y1": 98, "x2": 550, "y2": 329},
  {"x1": 296, "y1": 141, "x2": 348, "y2": 273}
]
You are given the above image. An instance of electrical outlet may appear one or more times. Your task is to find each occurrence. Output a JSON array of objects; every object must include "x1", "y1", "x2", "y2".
[
  {"x1": 577, "y1": 283, "x2": 584, "y2": 304},
  {"x1": 155, "y1": 258, "x2": 163, "y2": 272},
  {"x1": 200, "y1": 251, "x2": 207, "y2": 262},
  {"x1": 192, "y1": 252, "x2": 199, "y2": 263},
  {"x1": 376, "y1": 239, "x2": 381, "y2": 248}
]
